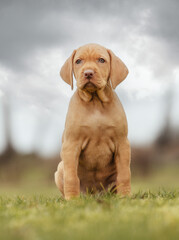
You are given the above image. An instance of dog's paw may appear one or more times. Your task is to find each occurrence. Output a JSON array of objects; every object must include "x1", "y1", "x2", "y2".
[
  {"x1": 116, "y1": 184, "x2": 131, "y2": 197},
  {"x1": 65, "y1": 193, "x2": 80, "y2": 200}
]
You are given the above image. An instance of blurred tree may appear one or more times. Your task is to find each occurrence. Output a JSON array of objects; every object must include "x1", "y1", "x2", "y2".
[
  {"x1": 156, "y1": 84, "x2": 173, "y2": 147},
  {"x1": 0, "y1": 96, "x2": 15, "y2": 164},
  {"x1": 154, "y1": 83, "x2": 179, "y2": 164}
]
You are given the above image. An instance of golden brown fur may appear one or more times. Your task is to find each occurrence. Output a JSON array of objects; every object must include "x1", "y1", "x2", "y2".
[{"x1": 55, "y1": 43, "x2": 131, "y2": 200}]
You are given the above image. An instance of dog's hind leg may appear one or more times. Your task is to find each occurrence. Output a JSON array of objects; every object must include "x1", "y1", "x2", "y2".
[{"x1": 54, "y1": 161, "x2": 64, "y2": 196}]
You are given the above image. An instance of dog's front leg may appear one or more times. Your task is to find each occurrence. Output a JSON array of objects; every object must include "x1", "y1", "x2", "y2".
[
  {"x1": 115, "y1": 138, "x2": 131, "y2": 196},
  {"x1": 61, "y1": 141, "x2": 81, "y2": 200}
]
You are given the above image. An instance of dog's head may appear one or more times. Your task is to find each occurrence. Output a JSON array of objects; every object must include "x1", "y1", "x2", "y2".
[{"x1": 60, "y1": 44, "x2": 128, "y2": 91}]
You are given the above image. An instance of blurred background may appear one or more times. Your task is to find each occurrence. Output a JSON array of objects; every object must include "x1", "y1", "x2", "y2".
[{"x1": 0, "y1": 0, "x2": 179, "y2": 193}]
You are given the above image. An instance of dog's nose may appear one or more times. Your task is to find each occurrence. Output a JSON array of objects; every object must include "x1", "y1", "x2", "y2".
[{"x1": 84, "y1": 69, "x2": 94, "y2": 79}]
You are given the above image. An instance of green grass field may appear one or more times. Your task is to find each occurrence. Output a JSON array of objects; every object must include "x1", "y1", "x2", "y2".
[
  {"x1": 0, "y1": 185, "x2": 179, "y2": 240},
  {"x1": 0, "y1": 163, "x2": 179, "y2": 240}
]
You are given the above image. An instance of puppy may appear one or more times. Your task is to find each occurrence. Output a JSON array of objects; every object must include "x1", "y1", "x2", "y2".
[{"x1": 55, "y1": 43, "x2": 131, "y2": 199}]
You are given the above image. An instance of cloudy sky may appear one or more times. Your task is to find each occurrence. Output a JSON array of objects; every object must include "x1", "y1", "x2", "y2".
[{"x1": 0, "y1": 0, "x2": 179, "y2": 156}]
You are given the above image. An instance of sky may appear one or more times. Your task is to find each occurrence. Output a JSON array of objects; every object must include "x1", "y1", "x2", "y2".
[{"x1": 0, "y1": 0, "x2": 179, "y2": 157}]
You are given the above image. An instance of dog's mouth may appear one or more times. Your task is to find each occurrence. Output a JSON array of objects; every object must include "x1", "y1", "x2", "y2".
[
  {"x1": 83, "y1": 82, "x2": 97, "y2": 92},
  {"x1": 84, "y1": 82, "x2": 96, "y2": 88}
]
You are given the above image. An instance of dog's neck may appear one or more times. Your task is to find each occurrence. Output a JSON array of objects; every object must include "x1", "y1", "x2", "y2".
[{"x1": 77, "y1": 82, "x2": 113, "y2": 103}]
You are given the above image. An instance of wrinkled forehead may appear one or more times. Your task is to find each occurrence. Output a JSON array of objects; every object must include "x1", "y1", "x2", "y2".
[{"x1": 74, "y1": 44, "x2": 110, "y2": 61}]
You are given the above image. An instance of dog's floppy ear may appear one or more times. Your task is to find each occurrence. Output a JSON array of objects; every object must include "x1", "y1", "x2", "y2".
[
  {"x1": 60, "y1": 50, "x2": 76, "y2": 90},
  {"x1": 107, "y1": 49, "x2": 129, "y2": 89}
]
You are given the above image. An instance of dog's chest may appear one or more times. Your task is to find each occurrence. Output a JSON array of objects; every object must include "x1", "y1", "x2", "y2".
[
  {"x1": 78, "y1": 110, "x2": 117, "y2": 170},
  {"x1": 80, "y1": 107, "x2": 119, "y2": 134},
  {"x1": 80, "y1": 137, "x2": 114, "y2": 170}
]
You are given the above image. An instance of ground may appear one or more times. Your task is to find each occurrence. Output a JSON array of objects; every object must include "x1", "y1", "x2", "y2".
[
  {"x1": 0, "y1": 183, "x2": 179, "y2": 240},
  {"x1": 0, "y1": 161, "x2": 179, "y2": 240}
]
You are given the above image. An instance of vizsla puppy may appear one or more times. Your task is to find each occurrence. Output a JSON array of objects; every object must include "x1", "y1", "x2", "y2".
[{"x1": 55, "y1": 43, "x2": 131, "y2": 199}]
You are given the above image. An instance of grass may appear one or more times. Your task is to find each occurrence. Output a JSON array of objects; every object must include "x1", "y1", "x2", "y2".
[
  {"x1": 0, "y1": 162, "x2": 179, "y2": 240},
  {"x1": 0, "y1": 186, "x2": 179, "y2": 240}
]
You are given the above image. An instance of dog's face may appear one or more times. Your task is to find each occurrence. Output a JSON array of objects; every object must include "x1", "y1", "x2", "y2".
[
  {"x1": 73, "y1": 45, "x2": 110, "y2": 92},
  {"x1": 60, "y1": 43, "x2": 128, "y2": 91}
]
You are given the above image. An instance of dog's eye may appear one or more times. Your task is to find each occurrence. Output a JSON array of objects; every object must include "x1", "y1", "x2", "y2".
[
  {"x1": 98, "y1": 58, "x2": 105, "y2": 63},
  {"x1": 76, "y1": 59, "x2": 82, "y2": 64}
]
